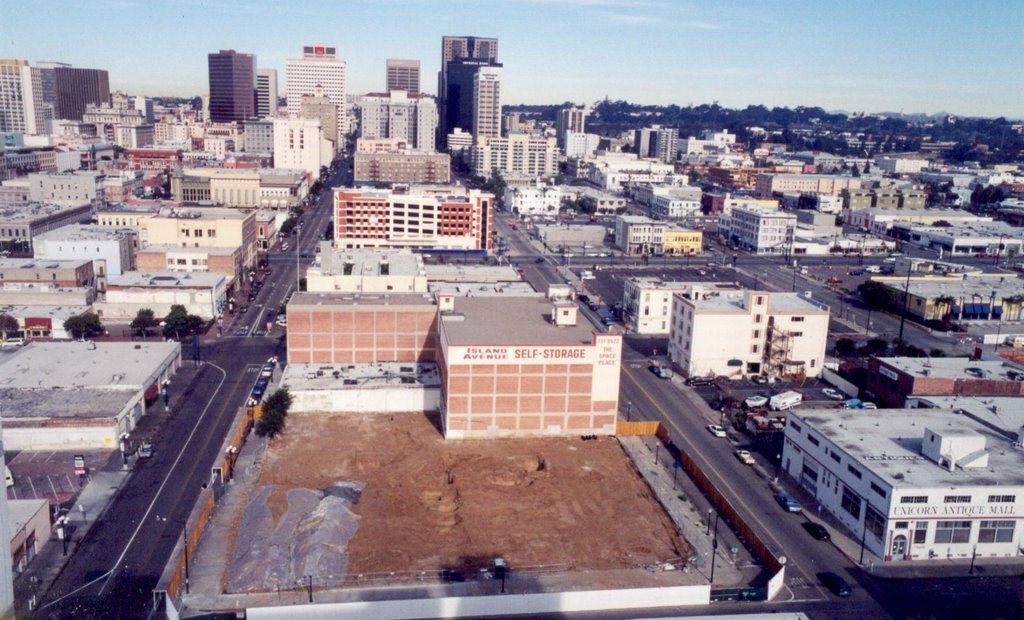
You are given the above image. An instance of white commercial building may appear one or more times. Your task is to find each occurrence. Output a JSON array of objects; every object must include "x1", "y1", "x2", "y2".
[
  {"x1": 783, "y1": 407, "x2": 1024, "y2": 563},
  {"x1": 305, "y1": 249, "x2": 427, "y2": 294},
  {"x1": 99, "y1": 271, "x2": 228, "y2": 320},
  {"x1": 353, "y1": 90, "x2": 437, "y2": 152},
  {"x1": 286, "y1": 44, "x2": 346, "y2": 141},
  {"x1": 0, "y1": 59, "x2": 45, "y2": 135},
  {"x1": 719, "y1": 205, "x2": 796, "y2": 255},
  {"x1": 581, "y1": 153, "x2": 674, "y2": 191},
  {"x1": 668, "y1": 289, "x2": 830, "y2": 379},
  {"x1": 272, "y1": 116, "x2": 333, "y2": 176},
  {"x1": 502, "y1": 183, "x2": 570, "y2": 216},
  {"x1": 255, "y1": 68, "x2": 278, "y2": 118},
  {"x1": 563, "y1": 132, "x2": 599, "y2": 158},
  {"x1": 646, "y1": 186, "x2": 702, "y2": 218},
  {"x1": 875, "y1": 157, "x2": 930, "y2": 175},
  {"x1": 28, "y1": 171, "x2": 106, "y2": 208},
  {"x1": 890, "y1": 220, "x2": 1024, "y2": 257},
  {"x1": 623, "y1": 279, "x2": 736, "y2": 335},
  {"x1": 32, "y1": 225, "x2": 137, "y2": 292},
  {"x1": 472, "y1": 134, "x2": 557, "y2": 178},
  {"x1": 472, "y1": 64, "x2": 502, "y2": 141},
  {"x1": 845, "y1": 208, "x2": 989, "y2": 235}
]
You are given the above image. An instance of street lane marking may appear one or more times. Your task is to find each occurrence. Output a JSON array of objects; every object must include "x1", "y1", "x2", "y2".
[
  {"x1": 39, "y1": 569, "x2": 114, "y2": 611},
  {"x1": 622, "y1": 368, "x2": 826, "y2": 597},
  {"x1": 99, "y1": 362, "x2": 229, "y2": 595}
]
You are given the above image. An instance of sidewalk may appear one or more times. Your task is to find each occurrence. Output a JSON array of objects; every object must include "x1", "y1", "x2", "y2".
[
  {"x1": 11, "y1": 361, "x2": 205, "y2": 616},
  {"x1": 619, "y1": 436, "x2": 753, "y2": 587}
]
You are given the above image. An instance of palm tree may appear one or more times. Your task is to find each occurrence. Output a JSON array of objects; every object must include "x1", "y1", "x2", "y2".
[
  {"x1": 1003, "y1": 294, "x2": 1024, "y2": 321},
  {"x1": 932, "y1": 294, "x2": 957, "y2": 324}
]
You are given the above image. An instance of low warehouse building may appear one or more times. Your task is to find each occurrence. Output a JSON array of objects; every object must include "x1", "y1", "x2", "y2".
[{"x1": 0, "y1": 341, "x2": 181, "y2": 450}]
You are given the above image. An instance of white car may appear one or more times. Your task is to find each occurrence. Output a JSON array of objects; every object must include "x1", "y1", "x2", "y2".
[
  {"x1": 706, "y1": 424, "x2": 727, "y2": 438},
  {"x1": 861, "y1": 402, "x2": 878, "y2": 409},
  {"x1": 735, "y1": 450, "x2": 755, "y2": 466},
  {"x1": 822, "y1": 388, "x2": 845, "y2": 400},
  {"x1": 744, "y1": 395, "x2": 769, "y2": 408},
  {"x1": 0, "y1": 338, "x2": 25, "y2": 349}
]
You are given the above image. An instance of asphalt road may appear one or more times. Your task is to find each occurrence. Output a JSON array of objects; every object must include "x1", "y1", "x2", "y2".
[{"x1": 32, "y1": 162, "x2": 343, "y2": 619}]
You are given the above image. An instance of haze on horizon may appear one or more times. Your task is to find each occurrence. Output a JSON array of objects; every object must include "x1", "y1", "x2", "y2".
[{"x1": 3, "y1": 0, "x2": 1022, "y2": 119}]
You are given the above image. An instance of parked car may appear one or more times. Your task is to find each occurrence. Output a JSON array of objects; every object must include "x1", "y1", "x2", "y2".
[
  {"x1": 775, "y1": 493, "x2": 802, "y2": 513},
  {"x1": 803, "y1": 521, "x2": 831, "y2": 540},
  {"x1": 819, "y1": 571, "x2": 852, "y2": 597},
  {"x1": 861, "y1": 402, "x2": 878, "y2": 409},
  {"x1": 688, "y1": 376, "x2": 715, "y2": 387},
  {"x1": 1, "y1": 337, "x2": 25, "y2": 349},
  {"x1": 744, "y1": 395, "x2": 769, "y2": 408},
  {"x1": 734, "y1": 450, "x2": 755, "y2": 465},
  {"x1": 139, "y1": 442, "x2": 154, "y2": 459},
  {"x1": 706, "y1": 424, "x2": 727, "y2": 438},
  {"x1": 649, "y1": 364, "x2": 670, "y2": 379},
  {"x1": 769, "y1": 390, "x2": 803, "y2": 411},
  {"x1": 822, "y1": 388, "x2": 845, "y2": 400}
]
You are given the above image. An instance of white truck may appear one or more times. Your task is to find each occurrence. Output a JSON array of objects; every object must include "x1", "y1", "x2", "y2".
[{"x1": 769, "y1": 390, "x2": 803, "y2": 411}]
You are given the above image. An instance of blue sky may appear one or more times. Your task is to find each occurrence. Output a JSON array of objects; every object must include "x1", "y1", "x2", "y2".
[{"x1": 4, "y1": 0, "x2": 1022, "y2": 117}]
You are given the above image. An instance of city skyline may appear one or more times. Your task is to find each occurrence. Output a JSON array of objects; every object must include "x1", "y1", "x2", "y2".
[{"x1": 2, "y1": 0, "x2": 1022, "y2": 119}]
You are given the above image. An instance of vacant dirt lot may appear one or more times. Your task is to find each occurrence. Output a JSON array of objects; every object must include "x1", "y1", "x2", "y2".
[{"x1": 255, "y1": 411, "x2": 691, "y2": 576}]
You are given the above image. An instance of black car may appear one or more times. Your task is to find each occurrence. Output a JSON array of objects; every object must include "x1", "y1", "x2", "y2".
[
  {"x1": 803, "y1": 521, "x2": 831, "y2": 540},
  {"x1": 819, "y1": 571, "x2": 851, "y2": 597},
  {"x1": 577, "y1": 294, "x2": 590, "y2": 304},
  {"x1": 534, "y1": 257, "x2": 544, "y2": 263}
]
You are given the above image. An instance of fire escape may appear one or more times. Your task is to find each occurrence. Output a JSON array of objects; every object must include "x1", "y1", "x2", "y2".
[{"x1": 764, "y1": 317, "x2": 800, "y2": 379}]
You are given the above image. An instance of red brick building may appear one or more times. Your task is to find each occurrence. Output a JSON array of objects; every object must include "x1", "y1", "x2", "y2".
[{"x1": 866, "y1": 356, "x2": 1024, "y2": 407}]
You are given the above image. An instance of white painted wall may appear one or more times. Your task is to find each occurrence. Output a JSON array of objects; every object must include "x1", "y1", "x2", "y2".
[{"x1": 288, "y1": 386, "x2": 441, "y2": 414}]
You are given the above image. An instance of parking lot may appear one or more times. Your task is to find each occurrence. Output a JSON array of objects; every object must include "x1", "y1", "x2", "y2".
[
  {"x1": 6, "y1": 449, "x2": 112, "y2": 509},
  {"x1": 687, "y1": 375, "x2": 847, "y2": 414}
]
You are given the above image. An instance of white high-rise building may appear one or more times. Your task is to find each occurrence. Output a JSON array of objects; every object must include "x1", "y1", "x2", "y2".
[
  {"x1": 353, "y1": 90, "x2": 437, "y2": 152},
  {"x1": 472, "y1": 65, "x2": 501, "y2": 142},
  {"x1": 256, "y1": 68, "x2": 278, "y2": 118},
  {"x1": 0, "y1": 59, "x2": 45, "y2": 134},
  {"x1": 272, "y1": 116, "x2": 333, "y2": 175},
  {"x1": 286, "y1": 44, "x2": 346, "y2": 142}
]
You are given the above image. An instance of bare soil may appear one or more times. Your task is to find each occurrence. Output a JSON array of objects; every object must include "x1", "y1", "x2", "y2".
[{"x1": 254, "y1": 411, "x2": 691, "y2": 577}]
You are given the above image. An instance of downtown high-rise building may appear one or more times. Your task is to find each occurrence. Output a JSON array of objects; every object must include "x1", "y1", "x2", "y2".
[
  {"x1": 441, "y1": 59, "x2": 502, "y2": 146},
  {"x1": 286, "y1": 44, "x2": 346, "y2": 142},
  {"x1": 207, "y1": 49, "x2": 256, "y2": 123},
  {"x1": 556, "y1": 107, "x2": 587, "y2": 148},
  {"x1": 386, "y1": 59, "x2": 420, "y2": 94},
  {"x1": 52, "y1": 65, "x2": 110, "y2": 121},
  {"x1": 255, "y1": 68, "x2": 278, "y2": 118},
  {"x1": 0, "y1": 59, "x2": 45, "y2": 133},
  {"x1": 472, "y1": 65, "x2": 501, "y2": 141},
  {"x1": 438, "y1": 35, "x2": 498, "y2": 145},
  {"x1": 354, "y1": 90, "x2": 437, "y2": 152}
]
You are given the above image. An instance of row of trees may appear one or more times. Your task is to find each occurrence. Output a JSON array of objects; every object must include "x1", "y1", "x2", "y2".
[{"x1": 130, "y1": 305, "x2": 206, "y2": 340}]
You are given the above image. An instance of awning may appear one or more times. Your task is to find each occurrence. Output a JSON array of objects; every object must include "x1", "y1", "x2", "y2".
[
  {"x1": 951, "y1": 305, "x2": 961, "y2": 314},
  {"x1": 144, "y1": 383, "x2": 158, "y2": 400}
]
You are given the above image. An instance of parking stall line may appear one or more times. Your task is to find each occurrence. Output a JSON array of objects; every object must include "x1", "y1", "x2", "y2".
[
  {"x1": 64, "y1": 473, "x2": 75, "y2": 493},
  {"x1": 47, "y1": 475, "x2": 59, "y2": 499},
  {"x1": 27, "y1": 476, "x2": 37, "y2": 499}
]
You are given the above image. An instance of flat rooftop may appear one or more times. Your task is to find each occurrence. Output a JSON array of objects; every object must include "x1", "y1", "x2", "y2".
[
  {"x1": 858, "y1": 208, "x2": 985, "y2": 219},
  {"x1": 319, "y1": 249, "x2": 423, "y2": 278},
  {"x1": 423, "y1": 264, "x2": 521, "y2": 283},
  {"x1": 767, "y1": 292, "x2": 830, "y2": 314},
  {"x1": 107, "y1": 272, "x2": 226, "y2": 288},
  {"x1": 136, "y1": 244, "x2": 238, "y2": 256},
  {"x1": 0, "y1": 258, "x2": 91, "y2": 270},
  {"x1": 281, "y1": 361, "x2": 440, "y2": 392},
  {"x1": 428, "y1": 281, "x2": 540, "y2": 297},
  {"x1": 34, "y1": 224, "x2": 136, "y2": 242},
  {"x1": 893, "y1": 274, "x2": 1024, "y2": 300},
  {"x1": 289, "y1": 291, "x2": 436, "y2": 308},
  {"x1": 877, "y1": 356, "x2": 1024, "y2": 381},
  {"x1": 907, "y1": 395, "x2": 1024, "y2": 434},
  {"x1": 0, "y1": 386, "x2": 137, "y2": 420},
  {"x1": 792, "y1": 408, "x2": 1024, "y2": 487},
  {"x1": 0, "y1": 341, "x2": 179, "y2": 389},
  {"x1": 0, "y1": 203, "x2": 91, "y2": 223},
  {"x1": 442, "y1": 296, "x2": 597, "y2": 346},
  {"x1": 0, "y1": 304, "x2": 90, "y2": 321}
]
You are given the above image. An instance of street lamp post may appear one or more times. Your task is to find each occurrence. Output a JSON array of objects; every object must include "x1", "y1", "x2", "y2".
[
  {"x1": 897, "y1": 264, "x2": 913, "y2": 345},
  {"x1": 709, "y1": 512, "x2": 720, "y2": 584},
  {"x1": 706, "y1": 508, "x2": 713, "y2": 535}
]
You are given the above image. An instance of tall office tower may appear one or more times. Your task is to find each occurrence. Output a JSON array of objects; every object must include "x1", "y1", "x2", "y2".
[
  {"x1": 255, "y1": 68, "x2": 277, "y2": 118},
  {"x1": 35, "y1": 61, "x2": 70, "y2": 124},
  {"x1": 132, "y1": 95, "x2": 154, "y2": 123},
  {"x1": 286, "y1": 44, "x2": 346, "y2": 142},
  {"x1": 0, "y1": 59, "x2": 45, "y2": 133},
  {"x1": 438, "y1": 36, "x2": 498, "y2": 139},
  {"x1": 386, "y1": 59, "x2": 420, "y2": 94},
  {"x1": 354, "y1": 90, "x2": 437, "y2": 151},
  {"x1": 52, "y1": 65, "x2": 110, "y2": 121},
  {"x1": 442, "y1": 59, "x2": 502, "y2": 146},
  {"x1": 556, "y1": 107, "x2": 587, "y2": 148},
  {"x1": 300, "y1": 86, "x2": 338, "y2": 149},
  {"x1": 634, "y1": 125, "x2": 678, "y2": 164},
  {"x1": 472, "y1": 65, "x2": 502, "y2": 141},
  {"x1": 207, "y1": 49, "x2": 256, "y2": 123}
]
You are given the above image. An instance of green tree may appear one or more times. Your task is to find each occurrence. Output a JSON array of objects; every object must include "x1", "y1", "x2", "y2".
[
  {"x1": 64, "y1": 313, "x2": 104, "y2": 339},
  {"x1": 130, "y1": 308, "x2": 160, "y2": 339},
  {"x1": 834, "y1": 338, "x2": 857, "y2": 356},
  {"x1": 162, "y1": 305, "x2": 205, "y2": 339},
  {"x1": 863, "y1": 338, "x2": 889, "y2": 356},
  {"x1": 932, "y1": 295, "x2": 956, "y2": 324},
  {"x1": 0, "y1": 313, "x2": 19, "y2": 340},
  {"x1": 256, "y1": 388, "x2": 293, "y2": 437}
]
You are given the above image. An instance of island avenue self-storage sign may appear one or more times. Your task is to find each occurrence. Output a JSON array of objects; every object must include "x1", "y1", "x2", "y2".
[{"x1": 450, "y1": 346, "x2": 592, "y2": 363}]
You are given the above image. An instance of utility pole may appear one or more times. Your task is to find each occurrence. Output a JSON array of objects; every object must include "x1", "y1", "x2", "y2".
[{"x1": 897, "y1": 265, "x2": 912, "y2": 344}]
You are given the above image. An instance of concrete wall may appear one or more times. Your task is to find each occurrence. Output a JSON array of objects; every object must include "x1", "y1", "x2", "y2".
[
  {"x1": 288, "y1": 386, "x2": 440, "y2": 414},
  {"x1": 3, "y1": 422, "x2": 118, "y2": 451},
  {"x1": 246, "y1": 585, "x2": 710, "y2": 620}
]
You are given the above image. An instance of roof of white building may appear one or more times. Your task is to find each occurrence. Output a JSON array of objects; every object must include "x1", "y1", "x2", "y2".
[
  {"x1": 0, "y1": 258, "x2": 92, "y2": 270},
  {"x1": 317, "y1": 249, "x2": 424, "y2": 278},
  {"x1": 791, "y1": 408, "x2": 1024, "y2": 487},
  {"x1": 876, "y1": 356, "x2": 1024, "y2": 381},
  {"x1": 907, "y1": 395, "x2": 1024, "y2": 434},
  {"x1": 767, "y1": 293, "x2": 830, "y2": 314},
  {"x1": 0, "y1": 340, "x2": 179, "y2": 390},
  {"x1": 428, "y1": 281, "x2": 540, "y2": 297},
  {"x1": 873, "y1": 274, "x2": 1024, "y2": 300},
  {"x1": 34, "y1": 224, "x2": 136, "y2": 242},
  {"x1": 0, "y1": 304, "x2": 90, "y2": 321},
  {"x1": 107, "y1": 271, "x2": 226, "y2": 288},
  {"x1": 288, "y1": 291, "x2": 436, "y2": 308},
  {"x1": 423, "y1": 264, "x2": 521, "y2": 283},
  {"x1": 441, "y1": 296, "x2": 597, "y2": 346},
  {"x1": 0, "y1": 202, "x2": 92, "y2": 223}
]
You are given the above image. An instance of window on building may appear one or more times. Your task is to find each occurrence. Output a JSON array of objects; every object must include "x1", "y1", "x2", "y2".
[
  {"x1": 934, "y1": 520, "x2": 971, "y2": 544},
  {"x1": 901, "y1": 496, "x2": 928, "y2": 504},
  {"x1": 754, "y1": 314, "x2": 763, "y2": 323},
  {"x1": 847, "y1": 465, "x2": 862, "y2": 479},
  {"x1": 751, "y1": 344, "x2": 759, "y2": 354},
  {"x1": 864, "y1": 504, "x2": 886, "y2": 540},
  {"x1": 978, "y1": 521, "x2": 1015, "y2": 543},
  {"x1": 841, "y1": 485, "x2": 862, "y2": 520},
  {"x1": 753, "y1": 329, "x2": 761, "y2": 339},
  {"x1": 944, "y1": 495, "x2": 971, "y2": 504},
  {"x1": 988, "y1": 495, "x2": 1016, "y2": 503},
  {"x1": 182, "y1": 229, "x2": 189, "y2": 237},
  {"x1": 792, "y1": 316, "x2": 805, "y2": 322},
  {"x1": 870, "y1": 482, "x2": 887, "y2": 498},
  {"x1": 830, "y1": 451, "x2": 841, "y2": 464},
  {"x1": 913, "y1": 522, "x2": 928, "y2": 544},
  {"x1": 789, "y1": 421, "x2": 802, "y2": 433},
  {"x1": 807, "y1": 435, "x2": 820, "y2": 446}
]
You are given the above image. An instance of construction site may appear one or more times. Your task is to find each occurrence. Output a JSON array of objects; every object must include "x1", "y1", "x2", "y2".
[{"x1": 220, "y1": 410, "x2": 696, "y2": 595}]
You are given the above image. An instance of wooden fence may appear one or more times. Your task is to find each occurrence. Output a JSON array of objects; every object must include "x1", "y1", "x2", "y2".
[{"x1": 616, "y1": 421, "x2": 662, "y2": 436}]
